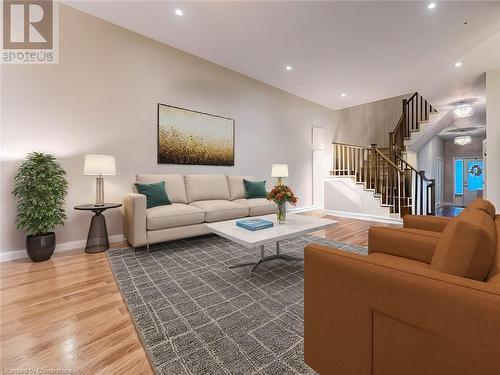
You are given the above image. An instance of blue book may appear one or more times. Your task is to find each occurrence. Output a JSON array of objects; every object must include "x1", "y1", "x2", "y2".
[{"x1": 236, "y1": 218, "x2": 274, "y2": 231}]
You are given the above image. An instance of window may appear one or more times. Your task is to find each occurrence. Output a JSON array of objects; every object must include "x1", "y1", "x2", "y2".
[{"x1": 454, "y1": 159, "x2": 463, "y2": 196}]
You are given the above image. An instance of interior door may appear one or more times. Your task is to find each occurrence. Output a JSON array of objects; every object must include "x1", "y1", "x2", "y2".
[
  {"x1": 453, "y1": 157, "x2": 484, "y2": 206},
  {"x1": 463, "y1": 157, "x2": 484, "y2": 205}
]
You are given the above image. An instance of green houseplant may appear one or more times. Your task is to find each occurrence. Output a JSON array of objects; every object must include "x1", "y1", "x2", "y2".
[{"x1": 13, "y1": 152, "x2": 68, "y2": 261}]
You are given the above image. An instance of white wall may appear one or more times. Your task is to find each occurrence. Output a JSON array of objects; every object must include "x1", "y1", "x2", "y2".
[
  {"x1": 331, "y1": 94, "x2": 408, "y2": 148},
  {"x1": 0, "y1": 5, "x2": 335, "y2": 253},
  {"x1": 325, "y1": 93, "x2": 411, "y2": 178},
  {"x1": 323, "y1": 177, "x2": 399, "y2": 222},
  {"x1": 417, "y1": 136, "x2": 444, "y2": 180},
  {"x1": 486, "y1": 69, "x2": 500, "y2": 207}
]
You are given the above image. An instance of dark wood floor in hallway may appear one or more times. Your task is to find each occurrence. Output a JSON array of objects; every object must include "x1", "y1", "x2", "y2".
[
  {"x1": 0, "y1": 212, "x2": 399, "y2": 374},
  {"x1": 435, "y1": 205, "x2": 465, "y2": 217}
]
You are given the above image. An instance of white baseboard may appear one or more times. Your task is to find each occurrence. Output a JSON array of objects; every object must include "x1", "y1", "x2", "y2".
[
  {"x1": 323, "y1": 209, "x2": 403, "y2": 224},
  {"x1": 0, "y1": 205, "x2": 322, "y2": 262},
  {"x1": 0, "y1": 234, "x2": 125, "y2": 263},
  {"x1": 289, "y1": 205, "x2": 323, "y2": 213}
]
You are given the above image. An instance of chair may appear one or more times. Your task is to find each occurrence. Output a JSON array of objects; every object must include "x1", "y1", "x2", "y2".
[{"x1": 304, "y1": 198, "x2": 500, "y2": 375}]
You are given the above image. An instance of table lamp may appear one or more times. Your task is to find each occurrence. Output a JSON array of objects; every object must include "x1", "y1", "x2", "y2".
[
  {"x1": 271, "y1": 164, "x2": 289, "y2": 185},
  {"x1": 84, "y1": 154, "x2": 116, "y2": 206}
]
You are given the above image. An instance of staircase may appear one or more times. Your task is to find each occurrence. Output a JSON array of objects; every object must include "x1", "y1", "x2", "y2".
[{"x1": 331, "y1": 92, "x2": 437, "y2": 218}]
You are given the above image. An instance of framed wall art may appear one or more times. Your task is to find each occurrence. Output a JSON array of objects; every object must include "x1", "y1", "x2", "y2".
[{"x1": 157, "y1": 103, "x2": 235, "y2": 166}]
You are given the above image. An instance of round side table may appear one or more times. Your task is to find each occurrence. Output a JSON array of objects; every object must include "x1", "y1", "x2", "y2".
[{"x1": 74, "y1": 203, "x2": 122, "y2": 253}]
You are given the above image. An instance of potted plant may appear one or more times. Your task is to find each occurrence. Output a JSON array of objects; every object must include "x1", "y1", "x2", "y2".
[
  {"x1": 266, "y1": 184, "x2": 298, "y2": 224},
  {"x1": 13, "y1": 152, "x2": 68, "y2": 262}
]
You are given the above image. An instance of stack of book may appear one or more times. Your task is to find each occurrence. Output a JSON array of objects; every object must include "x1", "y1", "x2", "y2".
[{"x1": 236, "y1": 218, "x2": 274, "y2": 231}]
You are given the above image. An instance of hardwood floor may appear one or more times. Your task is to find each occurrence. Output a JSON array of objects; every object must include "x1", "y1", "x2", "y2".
[
  {"x1": 435, "y1": 205, "x2": 464, "y2": 218},
  {"x1": 0, "y1": 212, "x2": 399, "y2": 373}
]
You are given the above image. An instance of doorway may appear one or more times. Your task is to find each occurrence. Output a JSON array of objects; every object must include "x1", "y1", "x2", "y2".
[
  {"x1": 453, "y1": 156, "x2": 484, "y2": 206},
  {"x1": 436, "y1": 157, "x2": 443, "y2": 206}
]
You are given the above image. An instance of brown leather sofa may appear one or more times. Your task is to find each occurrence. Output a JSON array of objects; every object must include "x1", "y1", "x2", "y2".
[{"x1": 304, "y1": 198, "x2": 500, "y2": 375}]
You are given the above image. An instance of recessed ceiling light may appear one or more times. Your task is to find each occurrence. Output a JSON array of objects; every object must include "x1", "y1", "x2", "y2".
[
  {"x1": 428, "y1": 3, "x2": 436, "y2": 9},
  {"x1": 285, "y1": 65, "x2": 293, "y2": 71},
  {"x1": 175, "y1": 9, "x2": 184, "y2": 16},
  {"x1": 455, "y1": 61, "x2": 462, "y2": 67},
  {"x1": 341, "y1": 93, "x2": 347, "y2": 97}
]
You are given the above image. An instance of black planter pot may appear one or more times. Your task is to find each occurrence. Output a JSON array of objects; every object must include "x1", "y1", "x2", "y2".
[{"x1": 26, "y1": 232, "x2": 55, "y2": 262}]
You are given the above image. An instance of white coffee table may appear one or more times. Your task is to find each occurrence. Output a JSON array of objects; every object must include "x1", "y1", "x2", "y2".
[{"x1": 206, "y1": 214, "x2": 337, "y2": 272}]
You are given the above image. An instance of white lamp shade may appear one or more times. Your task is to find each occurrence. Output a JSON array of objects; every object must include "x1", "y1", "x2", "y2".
[
  {"x1": 271, "y1": 164, "x2": 289, "y2": 178},
  {"x1": 84, "y1": 154, "x2": 116, "y2": 175}
]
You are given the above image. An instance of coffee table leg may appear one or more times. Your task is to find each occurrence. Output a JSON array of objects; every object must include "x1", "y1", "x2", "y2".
[
  {"x1": 229, "y1": 243, "x2": 302, "y2": 273},
  {"x1": 229, "y1": 245, "x2": 266, "y2": 271}
]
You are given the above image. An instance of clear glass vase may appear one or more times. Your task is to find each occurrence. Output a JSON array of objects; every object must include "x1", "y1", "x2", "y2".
[{"x1": 276, "y1": 202, "x2": 287, "y2": 224}]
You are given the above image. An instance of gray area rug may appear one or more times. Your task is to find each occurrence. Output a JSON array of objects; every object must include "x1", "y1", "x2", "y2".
[{"x1": 107, "y1": 235, "x2": 367, "y2": 374}]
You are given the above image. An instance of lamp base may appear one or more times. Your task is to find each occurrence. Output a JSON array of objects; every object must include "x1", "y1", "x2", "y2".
[{"x1": 95, "y1": 176, "x2": 104, "y2": 206}]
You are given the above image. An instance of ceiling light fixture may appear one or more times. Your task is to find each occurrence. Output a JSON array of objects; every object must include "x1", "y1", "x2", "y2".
[
  {"x1": 454, "y1": 103, "x2": 473, "y2": 118},
  {"x1": 428, "y1": 2, "x2": 436, "y2": 9},
  {"x1": 454, "y1": 135, "x2": 472, "y2": 146},
  {"x1": 341, "y1": 93, "x2": 347, "y2": 97},
  {"x1": 285, "y1": 65, "x2": 293, "y2": 71},
  {"x1": 175, "y1": 9, "x2": 184, "y2": 16},
  {"x1": 454, "y1": 61, "x2": 462, "y2": 67}
]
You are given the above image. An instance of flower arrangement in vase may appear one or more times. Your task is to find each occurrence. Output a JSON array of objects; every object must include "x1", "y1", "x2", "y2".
[{"x1": 266, "y1": 184, "x2": 298, "y2": 224}]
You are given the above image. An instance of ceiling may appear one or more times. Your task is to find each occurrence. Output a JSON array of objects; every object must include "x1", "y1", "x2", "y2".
[
  {"x1": 438, "y1": 100, "x2": 486, "y2": 140},
  {"x1": 66, "y1": 1, "x2": 500, "y2": 110}
]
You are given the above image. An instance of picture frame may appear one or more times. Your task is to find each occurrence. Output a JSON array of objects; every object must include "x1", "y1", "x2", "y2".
[{"x1": 157, "y1": 103, "x2": 235, "y2": 166}]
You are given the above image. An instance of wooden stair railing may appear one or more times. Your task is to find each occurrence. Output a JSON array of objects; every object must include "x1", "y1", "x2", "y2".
[
  {"x1": 331, "y1": 92, "x2": 437, "y2": 218},
  {"x1": 332, "y1": 143, "x2": 411, "y2": 216},
  {"x1": 395, "y1": 155, "x2": 436, "y2": 215},
  {"x1": 389, "y1": 92, "x2": 437, "y2": 161}
]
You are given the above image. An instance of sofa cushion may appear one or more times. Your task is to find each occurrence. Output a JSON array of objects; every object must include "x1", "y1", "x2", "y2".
[
  {"x1": 189, "y1": 200, "x2": 248, "y2": 222},
  {"x1": 136, "y1": 174, "x2": 187, "y2": 203},
  {"x1": 185, "y1": 175, "x2": 230, "y2": 203},
  {"x1": 235, "y1": 198, "x2": 276, "y2": 216},
  {"x1": 368, "y1": 253, "x2": 431, "y2": 271},
  {"x1": 467, "y1": 198, "x2": 495, "y2": 218},
  {"x1": 135, "y1": 181, "x2": 171, "y2": 209},
  {"x1": 368, "y1": 226, "x2": 441, "y2": 264},
  {"x1": 431, "y1": 209, "x2": 496, "y2": 281},
  {"x1": 146, "y1": 203, "x2": 204, "y2": 231},
  {"x1": 243, "y1": 179, "x2": 267, "y2": 199},
  {"x1": 227, "y1": 175, "x2": 256, "y2": 200},
  {"x1": 487, "y1": 215, "x2": 500, "y2": 281}
]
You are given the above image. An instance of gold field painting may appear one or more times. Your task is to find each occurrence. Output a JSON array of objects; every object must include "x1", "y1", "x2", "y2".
[{"x1": 157, "y1": 104, "x2": 235, "y2": 166}]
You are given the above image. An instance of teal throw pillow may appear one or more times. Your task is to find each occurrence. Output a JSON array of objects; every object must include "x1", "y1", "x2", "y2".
[
  {"x1": 135, "y1": 181, "x2": 171, "y2": 209},
  {"x1": 243, "y1": 179, "x2": 267, "y2": 199}
]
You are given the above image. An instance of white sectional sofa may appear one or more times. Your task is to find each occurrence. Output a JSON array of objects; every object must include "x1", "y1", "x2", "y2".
[{"x1": 123, "y1": 174, "x2": 276, "y2": 249}]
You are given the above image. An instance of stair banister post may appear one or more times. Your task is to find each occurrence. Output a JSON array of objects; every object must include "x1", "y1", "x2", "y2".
[
  {"x1": 419, "y1": 170, "x2": 426, "y2": 215},
  {"x1": 370, "y1": 144, "x2": 377, "y2": 190},
  {"x1": 429, "y1": 179, "x2": 436, "y2": 215},
  {"x1": 389, "y1": 132, "x2": 395, "y2": 162},
  {"x1": 402, "y1": 98, "x2": 408, "y2": 140}
]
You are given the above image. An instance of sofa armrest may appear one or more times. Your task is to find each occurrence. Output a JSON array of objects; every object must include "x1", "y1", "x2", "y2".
[
  {"x1": 403, "y1": 214, "x2": 452, "y2": 232},
  {"x1": 123, "y1": 193, "x2": 147, "y2": 247},
  {"x1": 368, "y1": 226, "x2": 441, "y2": 263},
  {"x1": 304, "y1": 243, "x2": 500, "y2": 374}
]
